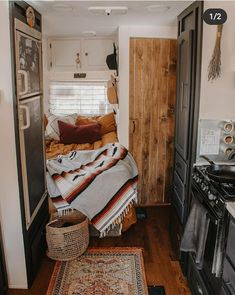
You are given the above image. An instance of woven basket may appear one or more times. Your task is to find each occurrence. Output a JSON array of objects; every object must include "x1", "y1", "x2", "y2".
[{"x1": 46, "y1": 211, "x2": 89, "y2": 261}]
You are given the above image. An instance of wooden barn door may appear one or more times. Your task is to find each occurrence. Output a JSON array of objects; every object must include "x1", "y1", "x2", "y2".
[{"x1": 129, "y1": 38, "x2": 176, "y2": 206}]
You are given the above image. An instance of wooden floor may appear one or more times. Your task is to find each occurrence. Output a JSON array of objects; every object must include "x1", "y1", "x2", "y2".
[{"x1": 7, "y1": 207, "x2": 191, "y2": 295}]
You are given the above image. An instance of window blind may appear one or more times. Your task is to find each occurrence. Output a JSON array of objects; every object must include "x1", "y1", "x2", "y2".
[{"x1": 49, "y1": 81, "x2": 113, "y2": 116}]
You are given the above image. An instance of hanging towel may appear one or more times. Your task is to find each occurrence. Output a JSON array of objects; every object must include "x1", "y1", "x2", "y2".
[{"x1": 180, "y1": 197, "x2": 210, "y2": 269}]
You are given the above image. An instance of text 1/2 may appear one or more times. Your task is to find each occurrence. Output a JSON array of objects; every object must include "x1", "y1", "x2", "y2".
[{"x1": 203, "y1": 9, "x2": 227, "y2": 25}]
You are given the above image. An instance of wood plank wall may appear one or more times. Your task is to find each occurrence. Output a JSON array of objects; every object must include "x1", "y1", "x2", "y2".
[{"x1": 129, "y1": 38, "x2": 176, "y2": 206}]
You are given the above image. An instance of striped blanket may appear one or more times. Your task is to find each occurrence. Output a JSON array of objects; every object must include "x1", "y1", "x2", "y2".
[{"x1": 46, "y1": 143, "x2": 138, "y2": 236}]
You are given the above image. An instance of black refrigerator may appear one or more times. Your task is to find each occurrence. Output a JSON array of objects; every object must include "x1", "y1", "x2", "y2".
[
  {"x1": 15, "y1": 17, "x2": 46, "y2": 229},
  {"x1": 11, "y1": 2, "x2": 49, "y2": 286}
]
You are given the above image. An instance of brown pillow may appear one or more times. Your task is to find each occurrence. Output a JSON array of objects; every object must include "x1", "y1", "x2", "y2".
[
  {"x1": 97, "y1": 112, "x2": 116, "y2": 135},
  {"x1": 58, "y1": 120, "x2": 101, "y2": 144},
  {"x1": 75, "y1": 115, "x2": 97, "y2": 126}
]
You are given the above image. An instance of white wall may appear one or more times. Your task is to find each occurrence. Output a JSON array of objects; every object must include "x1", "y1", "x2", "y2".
[
  {"x1": 199, "y1": 1, "x2": 235, "y2": 119},
  {"x1": 118, "y1": 25, "x2": 177, "y2": 148},
  {"x1": 0, "y1": 1, "x2": 27, "y2": 289}
]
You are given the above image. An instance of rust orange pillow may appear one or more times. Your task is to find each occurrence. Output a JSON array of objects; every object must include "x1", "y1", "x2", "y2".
[
  {"x1": 75, "y1": 115, "x2": 97, "y2": 126},
  {"x1": 58, "y1": 120, "x2": 101, "y2": 144},
  {"x1": 44, "y1": 114, "x2": 48, "y2": 130},
  {"x1": 97, "y1": 112, "x2": 116, "y2": 135}
]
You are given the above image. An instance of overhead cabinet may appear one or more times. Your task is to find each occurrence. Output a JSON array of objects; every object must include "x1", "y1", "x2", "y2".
[
  {"x1": 49, "y1": 38, "x2": 114, "y2": 71},
  {"x1": 50, "y1": 39, "x2": 82, "y2": 69},
  {"x1": 84, "y1": 39, "x2": 114, "y2": 70}
]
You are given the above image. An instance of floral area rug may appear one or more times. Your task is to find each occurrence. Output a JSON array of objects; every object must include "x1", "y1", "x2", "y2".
[{"x1": 46, "y1": 247, "x2": 148, "y2": 295}]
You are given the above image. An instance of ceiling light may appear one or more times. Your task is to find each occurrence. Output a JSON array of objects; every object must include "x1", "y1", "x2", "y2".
[
  {"x1": 82, "y1": 30, "x2": 97, "y2": 37},
  {"x1": 88, "y1": 6, "x2": 128, "y2": 16},
  {"x1": 147, "y1": 5, "x2": 170, "y2": 14},
  {"x1": 52, "y1": 5, "x2": 73, "y2": 13}
]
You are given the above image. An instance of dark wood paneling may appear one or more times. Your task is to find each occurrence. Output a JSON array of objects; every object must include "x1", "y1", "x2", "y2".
[{"x1": 129, "y1": 38, "x2": 177, "y2": 206}]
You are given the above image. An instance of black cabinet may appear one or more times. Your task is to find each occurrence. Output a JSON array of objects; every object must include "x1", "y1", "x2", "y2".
[
  {"x1": 10, "y1": 1, "x2": 49, "y2": 287},
  {"x1": 175, "y1": 30, "x2": 193, "y2": 161},
  {"x1": 170, "y1": 1, "x2": 204, "y2": 278},
  {"x1": 220, "y1": 216, "x2": 235, "y2": 295},
  {"x1": 170, "y1": 0, "x2": 203, "y2": 269},
  {"x1": 187, "y1": 254, "x2": 209, "y2": 295}
]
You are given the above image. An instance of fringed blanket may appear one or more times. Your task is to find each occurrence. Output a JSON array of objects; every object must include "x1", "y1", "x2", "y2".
[{"x1": 46, "y1": 143, "x2": 138, "y2": 236}]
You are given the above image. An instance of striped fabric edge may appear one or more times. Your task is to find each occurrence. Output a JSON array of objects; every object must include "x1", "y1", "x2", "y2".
[{"x1": 92, "y1": 176, "x2": 138, "y2": 235}]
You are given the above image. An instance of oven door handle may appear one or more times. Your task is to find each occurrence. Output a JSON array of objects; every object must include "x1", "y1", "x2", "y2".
[{"x1": 192, "y1": 184, "x2": 221, "y2": 222}]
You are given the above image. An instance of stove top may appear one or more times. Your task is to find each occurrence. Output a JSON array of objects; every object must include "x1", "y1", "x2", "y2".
[{"x1": 193, "y1": 165, "x2": 235, "y2": 202}]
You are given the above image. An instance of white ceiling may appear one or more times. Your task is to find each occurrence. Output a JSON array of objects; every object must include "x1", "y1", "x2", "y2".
[{"x1": 30, "y1": 1, "x2": 193, "y2": 36}]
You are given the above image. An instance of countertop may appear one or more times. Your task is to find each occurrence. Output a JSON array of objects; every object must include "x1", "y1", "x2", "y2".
[{"x1": 226, "y1": 202, "x2": 235, "y2": 218}]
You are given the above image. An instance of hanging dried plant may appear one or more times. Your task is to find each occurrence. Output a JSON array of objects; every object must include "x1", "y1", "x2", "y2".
[{"x1": 208, "y1": 24, "x2": 223, "y2": 82}]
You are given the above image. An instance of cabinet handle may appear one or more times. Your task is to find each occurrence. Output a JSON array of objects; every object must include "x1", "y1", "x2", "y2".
[
  {"x1": 132, "y1": 121, "x2": 136, "y2": 133},
  {"x1": 176, "y1": 162, "x2": 182, "y2": 169},
  {"x1": 85, "y1": 52, "x2": 88, "y2": 56},
  {"x1": 19, "y1": 105, "x2": 30, "y2": 130},
  {"x1": 181, "y1": 82, "x2": 188, "y2": 110},
  {"x1": 196, "y1": 282, "x2": 203, "y2": 295},
  {"x1": 18, "y1": 70, "x2": 29, "y2": 96},
  {"x1": 176, "y1": 233, "x2": 181, "y2": 242}
]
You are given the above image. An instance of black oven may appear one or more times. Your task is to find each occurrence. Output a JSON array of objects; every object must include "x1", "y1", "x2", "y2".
[{"x1": 191, "y1": 182, "x2": 223, "y2": 294}]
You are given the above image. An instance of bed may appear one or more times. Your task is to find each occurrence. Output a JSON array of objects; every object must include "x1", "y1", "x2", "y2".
[{"x1": 45, "y1": 112, "x2": 137, "y2": 235}]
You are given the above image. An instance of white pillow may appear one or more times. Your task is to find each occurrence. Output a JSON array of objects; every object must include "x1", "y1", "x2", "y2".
[{"x1": 45, "y1": 114, "x2": 77, "y2": 141}]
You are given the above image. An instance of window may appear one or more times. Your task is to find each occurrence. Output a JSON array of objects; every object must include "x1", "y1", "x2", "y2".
[{"x1": 49, "y1": 81, "x2": 113, "y2": 116}]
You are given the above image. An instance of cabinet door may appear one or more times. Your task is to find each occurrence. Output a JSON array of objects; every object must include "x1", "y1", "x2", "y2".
[
  {"x1": 83, "y1": 39, "x2": 113, "y2": 70},
  {"x1": 50, "y1": 39, "x2": 81, "y2": 70},
  {"x1": 175, "y1": 30, "x2": 193, "y2": 160},
  {"x1": 226, "y1": 217, "x2": 235, "y2": 265},
  {"x1": 19, "y1": 96, "x2": 46, "y2": 229}
]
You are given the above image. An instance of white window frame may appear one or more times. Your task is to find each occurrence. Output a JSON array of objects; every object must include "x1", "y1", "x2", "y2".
[{"x1": 49, "y1": 81, "x2": 113, "y2": 116}]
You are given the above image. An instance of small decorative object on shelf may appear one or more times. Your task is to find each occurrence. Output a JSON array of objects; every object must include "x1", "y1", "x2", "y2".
[
  {"x1": 208, "y1": 24, "x2": 223, "y2": 82},
  {"x1": 26, "y1": 6, "x2": 35, "y2": 28}
]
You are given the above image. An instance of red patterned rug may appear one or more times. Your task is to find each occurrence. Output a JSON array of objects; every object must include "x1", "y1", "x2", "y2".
[{"x1": 46, "y1": 247, "x2": 148, "y2": 295}]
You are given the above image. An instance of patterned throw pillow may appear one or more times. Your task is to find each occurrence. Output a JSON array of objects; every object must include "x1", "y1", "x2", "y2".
[{"x1": 45, "y1": 114, "x2": 77, "y2": 141}]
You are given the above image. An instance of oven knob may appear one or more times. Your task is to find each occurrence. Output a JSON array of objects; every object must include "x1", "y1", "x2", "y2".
[
  {"x1": 208, "y1": 192, "x2": 217, "y2": 201},
  {"x1": 194, "y1": 176, "x2": 199, "y2": 182},
  {"x1": 201, "y1": 184, "x2": 208, "y2": 191}
]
